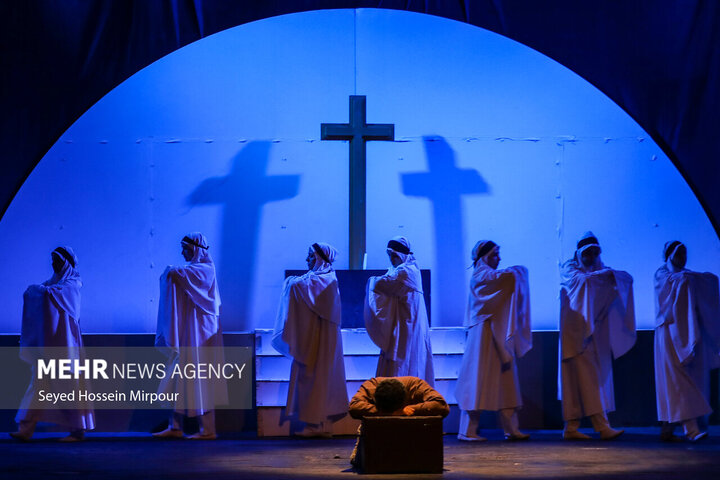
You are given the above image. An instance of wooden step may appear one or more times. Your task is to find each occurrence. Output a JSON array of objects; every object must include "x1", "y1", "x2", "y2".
[
  {"x1": 255, "y1": 327, "x2": 466, "y2": 356},
  {"x1": 257, "y1": 379, "x2": 458, "y2": 407},
  {"x1": 256, "y1": 353, "x2": 463, "y2": 381},
  {"x1": 255, "y1": 327, "x2": 465, "y2": 436}
]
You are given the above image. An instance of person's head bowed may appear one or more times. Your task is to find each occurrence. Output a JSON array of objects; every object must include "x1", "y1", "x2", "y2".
[{"x1": 374, "y1": 378, "x2": 406, "y2": 415}]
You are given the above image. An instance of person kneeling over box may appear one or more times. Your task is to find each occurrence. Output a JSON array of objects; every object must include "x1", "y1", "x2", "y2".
[{"x1": 348, "y1": 377, "x2": 449, "y2": 474}]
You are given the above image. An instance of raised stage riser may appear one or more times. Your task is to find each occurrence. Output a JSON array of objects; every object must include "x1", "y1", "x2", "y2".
[
  {"x1": 255, "y1": 328, "x2": 465, "y2": 436},
  {"x1": 257, "y1": 354, "x2": 462, "y2": 382},
  {"x1": 256, "y1": 328, "x2": 719, "y2": 436}
]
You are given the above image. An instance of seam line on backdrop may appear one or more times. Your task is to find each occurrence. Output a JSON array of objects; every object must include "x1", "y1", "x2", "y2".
[
  {"x1": 353, "y1": 9, "x2": 357, "y2": 95},
  {"x1": 60, "y1": 136, "x2": 649, "y2": 145},
  {"x1": 558, "y1": 142, "x2": 565, "y2": 274}
]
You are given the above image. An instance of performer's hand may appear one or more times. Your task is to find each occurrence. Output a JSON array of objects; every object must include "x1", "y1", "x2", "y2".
[{"x1": 403, "y1": 406, "x2": 416, "y2": 416}]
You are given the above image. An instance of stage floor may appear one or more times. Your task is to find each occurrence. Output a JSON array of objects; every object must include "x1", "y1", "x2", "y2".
[{"x1": 1, "y1": 428, "x2": 719, "y2": 479}]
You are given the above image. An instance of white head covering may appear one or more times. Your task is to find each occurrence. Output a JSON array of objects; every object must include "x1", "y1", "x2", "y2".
[
  {"x1": 575, "y1": 231, "x2": 601, "y2": 256},
  {"x1": 182, "y1": 232, "x2": 213, "y2": 264},
  {"x1": 572, "y1": 231, "x2": 605, "y2": 272},
  {"x1": 47, "y1": 246, "x2": 81, "y2": 286},
  {"x1": 663, "y1": 240, "x2": 685, "y2": 261},
  {"x1": 310, "y1": 242, "x2": 338, "y2": 273},
  {"x1": 471, "y1": 240, "x2": 498, "y2": 268},
  {"x1": 38, "y1": 246, "x2": 82, "y2": 321},
  {"x1": 386, "y1": 236, "x2": 416, "y2": 265},
  {"x1": 171, "y1": 232, "x2": 220, "y2": 315}
]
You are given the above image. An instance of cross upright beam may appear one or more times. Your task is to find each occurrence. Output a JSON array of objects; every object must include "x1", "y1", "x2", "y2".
[{"x1": 321, "y1": 95, "x2": 394, "y2": 269}]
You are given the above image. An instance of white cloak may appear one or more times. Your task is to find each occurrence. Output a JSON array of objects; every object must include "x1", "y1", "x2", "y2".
[
  {"x1": 272, "y1": 265, "x2": 348, "y2": 424},
  {"x1": 455, "y1": 262, "x2": 532, "y2": 412},
  {"x1": 17, "y1": 259, "x2": 95, "y2": 430},
  {"x1": 364, "y1": 260, "x2": 435, "y2": 386},
  {"x1": 654, "y1": 266, "x2": 720, "y2": 422},
  {"x1": 156, "y1": 255, "x2": 227, "y2": 416},
  {"x1": 558, "y1": 258, "x2": 636, "y2": 420}
]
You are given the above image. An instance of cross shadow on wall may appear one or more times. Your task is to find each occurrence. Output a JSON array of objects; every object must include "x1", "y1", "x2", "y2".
[
  {"x1": 402, "y1": 136, "x2": 490, "y2": 324},
  {"x1": 187, "y1": 141, "x2": 300, "y2": 331}
]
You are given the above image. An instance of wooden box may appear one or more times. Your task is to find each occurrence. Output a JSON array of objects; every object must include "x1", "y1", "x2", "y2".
[{"x1": 359, "y1": 416, "x2": 443, "y2": 474}]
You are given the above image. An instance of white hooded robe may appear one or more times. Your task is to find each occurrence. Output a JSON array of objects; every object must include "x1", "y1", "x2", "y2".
[
  {"x1": 16, "y1": 247, "x2": 95, "y2": 431},
  {"x1": 364, "y1": 238, "x2": 435, "y2": 386},
  {"x1": 654, "y1": 265, "x2": 720, "y2": 422},
  {"x1": 558, "y1": 256, "x2": 636, "y2": 420},
  {"x1": 156, "y1": 233, "x2": 227, "y2": 416},
  {"x1": 272, "y1": 243, "x2": 348, "y2": 425},
  {"x1": 455, "y1": 259, "x2": 532, "y2": 412}
]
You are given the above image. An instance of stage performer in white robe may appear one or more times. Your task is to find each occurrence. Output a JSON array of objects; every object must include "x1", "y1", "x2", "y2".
[
  {"x1": 654, "y1": 241, "x2": 720, "y2": 442},
  {"x1": 272, "y1": 242, "x2": 348, "y2": 437},
  {"x1": 559, "y1": 232, "x2": 635, "y2": 440},
  {"x1": 11, "y1": 246, "x2": 95, "y2": 442},
  {"x1": 154, "y1": 233, "x2": 226, "y2": 440},
  {"x1": 455, "y1": 241, "x2": 532, "y2": 442},
  {"x1": 364, "y1": 236, "x2": 435, "y2": 386}
]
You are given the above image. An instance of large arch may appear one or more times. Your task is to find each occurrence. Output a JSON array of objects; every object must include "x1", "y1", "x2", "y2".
[
  {"x1": 2, "y1": 2, "x2": 719, "y2": 237},
  {"x1": 1, "y1": 9, "x2": 716, "y2": 334}
]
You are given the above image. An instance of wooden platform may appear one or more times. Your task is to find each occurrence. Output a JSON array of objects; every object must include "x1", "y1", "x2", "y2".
[
  {"x1": 255, "y1": 328, "x2": 720, "y2": 436},
  {"x1": 255, "y1": 327, "x2": 465, "y2": 436}
]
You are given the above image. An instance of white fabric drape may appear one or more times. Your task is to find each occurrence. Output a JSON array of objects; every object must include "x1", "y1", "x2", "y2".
[
  {"x1": 455, "y1": 259, "x2": 532, "y2": 411},
  {"x1": 654, "y1": 265, "x2": 720, "y2": 422},
  {"x1": 364, "y1": 241, "x2": 434, "y2": 386},
  {"x1": 558, "y1": 256, "x2": 636, "y2": 420},
  {"x1": 16, "y1": 247, "x2": 95, "y2": 430},
  {"x1": 156, "y1": 233, "x2": 227, "y2": 416},
  {"x1": 272, "y1": 242, "x2": 348, "y2": 425}
]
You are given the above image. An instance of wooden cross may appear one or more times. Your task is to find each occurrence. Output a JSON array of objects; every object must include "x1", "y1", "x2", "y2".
[{"x1": 321, "y1": 96, "x2": 394, "y2": 269}]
